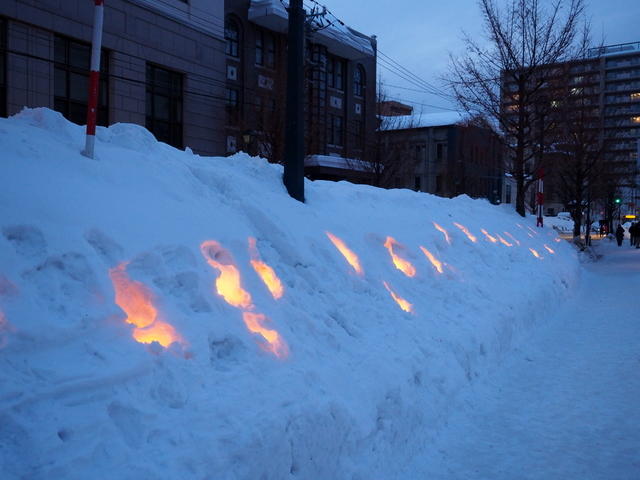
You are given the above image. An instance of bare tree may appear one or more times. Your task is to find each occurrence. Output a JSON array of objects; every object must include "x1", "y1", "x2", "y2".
[{"x1": 447, "y1": 0, "x2": 586, "y2": 216}]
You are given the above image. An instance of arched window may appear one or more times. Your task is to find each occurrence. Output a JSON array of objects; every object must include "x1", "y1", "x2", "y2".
[
  {"x1": 354, "y1": 65, "x2": 365, "y2": 97},
  {"x1": 225, "y1": 18, "x2": 240, "y2": 58}
]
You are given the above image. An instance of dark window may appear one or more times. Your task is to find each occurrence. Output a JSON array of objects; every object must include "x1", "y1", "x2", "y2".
[
  {"x1": 354, "y1": 119, "x2": 364, "y2": 150},
  {"x1": 328, "y1": 114, "x2": 344, "y2": 146},
  {"x1": 354, "y1": 65, "x2": 365, "y2": 97},
  {"x1": 226, "y1": 87, "x2": 240, "y2": 125},
  {"x1": 436, "y1": 143, "x2": 445, "y2": 161},
  {"x1": 328, "y1": 56, "x2": 344, "y2": 91},
  {"x1": 414, "y1": 176, "x2": 421, "y2": 191},
  {"x1": 256, "y1": 30, "x2": 275, "y2": 68},
  {"x1": 53, "y1": 35, "x2": 108, "y2": 126},
  {"x1": 225, "y1": 18, "x2": 240, "y2": 58},
  {"x1": 0, "y1": 18, "x2": 6, "y2": 117},
  {"x1": 145, "y1": 63, "x2": 183, "y2": 148}
]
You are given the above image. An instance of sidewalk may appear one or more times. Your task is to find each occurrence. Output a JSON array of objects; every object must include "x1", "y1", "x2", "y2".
[{"x1": 400, "y1": 242, "x2": 640, "y2": 479}]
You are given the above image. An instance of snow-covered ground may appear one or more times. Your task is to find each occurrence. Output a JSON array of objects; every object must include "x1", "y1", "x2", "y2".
[
  {"x1": 1, "y1": 109, "x2": 579, "y2": 479},
  {"x1": 400, "y1": 240, "x2": 640, "y2": 479}
]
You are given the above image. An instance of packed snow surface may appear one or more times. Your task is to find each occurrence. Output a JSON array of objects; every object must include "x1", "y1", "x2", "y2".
[{"x1": 0, "y1": 109, "x2": 578, "y2": 479}]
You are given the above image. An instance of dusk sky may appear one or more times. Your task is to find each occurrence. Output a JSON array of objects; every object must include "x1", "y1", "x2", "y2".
[{"x1": 319, "y1": 0, "x2": 640, "y2": 113}]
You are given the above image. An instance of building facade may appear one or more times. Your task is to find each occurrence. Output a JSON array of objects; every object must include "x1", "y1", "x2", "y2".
[
  {"x1": 501, "y1": 41, "x2": 640, "y2": 218},
  {"x1": 0, "y1": 0, "x2": 227, "y2": 155},
  {"x1": 224, "y1": 0, "x2": 377, "y2": 182},
  {"x1": 379, "y1": 111, "x2": 503, "y2": 202}
]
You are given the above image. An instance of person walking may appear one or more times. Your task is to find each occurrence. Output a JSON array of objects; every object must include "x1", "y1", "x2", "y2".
[
  {"x1": 615, "y1": 224, "x2": 625, "y2": 247},
  {"x1": 629, "y1": 222, "x2": 636, "y2": 247}
]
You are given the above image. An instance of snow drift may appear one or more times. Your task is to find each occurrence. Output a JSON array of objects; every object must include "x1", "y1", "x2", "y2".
[{"x1": 0, "y1": 109, "x2": 579, "y2": 479}]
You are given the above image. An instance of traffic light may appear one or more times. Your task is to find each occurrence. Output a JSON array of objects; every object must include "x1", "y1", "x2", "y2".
[{"x1": 615, "y1": 198, "x2": 621, "y2": 204}]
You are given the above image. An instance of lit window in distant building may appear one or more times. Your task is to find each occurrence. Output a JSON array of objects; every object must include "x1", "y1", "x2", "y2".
[
  {"x1": 328, "y1": 56, "x2": 345, "y2": 91},
  {"x1": 0, "y1": 17, "x2": 6, "y2": 117},
  {"x1": 354, "y1": 65, "x2": 365, "y2": 97},
  {"x1": 225, "y1": 18, "x2": 240, "y2": 58},
  {"x1": 145, "y1": 63, "x2": 183, "y2": 148},
  {"x1": 328, "y1": 114, "x2": 344, "y2": 147},
  {"x1": 631, "y1": 116, "x2": 640, "y2": 124},
  {"x1": 631, "y1": 93, "x2": 640, "y2": 101},
  {"x1": 54, "y1": 35, "x2": 109, "y2": 126}
]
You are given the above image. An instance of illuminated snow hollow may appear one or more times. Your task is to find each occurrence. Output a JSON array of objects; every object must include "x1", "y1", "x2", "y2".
[{"x1": 0, "y1": 109, "x2": 579, "y2": 479}]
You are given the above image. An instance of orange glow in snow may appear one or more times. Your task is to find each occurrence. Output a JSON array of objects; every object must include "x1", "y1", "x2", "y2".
[
  {"x1": 481, "y1": 229, "x2": 499, "y2": 243},
  {"x1": 326, "y1": 232, "x2": 363, "y2": 275},
  {"x1": 496, "y1": 234, "x2": 513, "y2": 247},
  {"x1": 200, "y1": 240, "x2": 288, "y2": 358},
  {"x1": 109, "y1": 263, "x2": 183, "y2": 348},
  {"x1": 529, "y1": 248, "x2": 542, "y2": 259},
  {"x1": 544, "y1": 244, "x2": 556, "y2": 254},
  {"x1": 433, "y1": 222, "x2": 451, "y2": 244},
  {"x1": 248, "y1": 237, "x2": 284, "y2": 300},
  {"x1": 504, "y1": 232, "x2": 521, "y2": 246},
  {"x1": 384, "y1": 237, "x2": 416, "y2": 277},
  {"x1": 454, "y1": 223, "x2": 477, "y2": 242},
  {"x1": 383, "y1": 281, "x2": 413, "y2": 313},
  {"x1": 201, "y1": 241, "x2": 252, "y2": 309},
  {"x1": 554, "y1": 238, "x2": 562, "y2": 243},
  {"x1": 419, "y1": 246, "x2": 444, "y2": 274},
  {"x1": 242, "y1": 312, "x2": 289, "y2": 357}
]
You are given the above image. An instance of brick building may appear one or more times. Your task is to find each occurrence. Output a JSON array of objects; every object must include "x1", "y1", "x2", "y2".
[
  {"x1": 224, "y1": 0, "x2": 377, "y2": 182},
  {"x1": 379, "y1": 110, "x2": 503, "y2": 202},
  {"x1": 0, "y1": 0, "x2": 227, "y2": 155}
]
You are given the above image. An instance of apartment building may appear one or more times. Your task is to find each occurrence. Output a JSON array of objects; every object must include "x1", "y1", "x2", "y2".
[
  {"x1": 224, "y1": 0, "x2": 377, "y2": 182},
  {"x1": 0, "y1": 0, "x2": 227, "y2": 155},
  {"x1": 501, "y1": 41, "x2": 640, "y2": 217},
  {"x1": 379, "y1": 110, "x2": 503, "y2": 202}
]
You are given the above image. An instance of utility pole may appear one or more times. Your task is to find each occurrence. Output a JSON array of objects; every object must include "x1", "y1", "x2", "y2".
[
  {"x1": 283, "y1": 0, "x2": 306, "y2": 202},
  {"x1": 82, "y1": 0, "x2": 105, "y2": 159}
]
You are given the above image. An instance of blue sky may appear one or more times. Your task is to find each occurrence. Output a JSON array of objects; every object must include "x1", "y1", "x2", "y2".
[{"x1": 318, "y1": 0, "x2": 639, "y2": 112}]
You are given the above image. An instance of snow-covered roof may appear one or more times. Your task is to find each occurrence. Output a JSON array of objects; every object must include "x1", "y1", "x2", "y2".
[
  {"x1": 305, "y1": 154, "x2": 373, "y2": 172},
  {"x1": 248, "y1": 0, "x2": 375, "y2": 58},
  {"x1": 379, "y1": 111, "x2": 467, "y2": 131}
]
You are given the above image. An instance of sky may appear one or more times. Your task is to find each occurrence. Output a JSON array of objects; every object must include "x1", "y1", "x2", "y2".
[{"x1": 317, "y1": 0, "x2": 640, "y2": 114}]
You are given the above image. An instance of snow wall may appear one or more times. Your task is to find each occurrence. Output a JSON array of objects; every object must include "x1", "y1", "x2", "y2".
[{"x1": 0, "y1": 109, "x2": 579, "y2": 479}]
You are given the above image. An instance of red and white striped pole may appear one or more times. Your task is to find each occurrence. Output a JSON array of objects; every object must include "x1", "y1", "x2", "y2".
[{"x1": 82, "y1": 0, "x2": 105, "y2": 159}]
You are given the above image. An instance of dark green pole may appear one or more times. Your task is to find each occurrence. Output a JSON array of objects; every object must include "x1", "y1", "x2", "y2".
[{"x1": 283, "y1": 0, "x2": 305, "y2": 202}]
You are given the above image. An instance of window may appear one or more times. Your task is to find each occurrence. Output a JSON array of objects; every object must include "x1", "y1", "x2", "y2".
[
  {"x1": 256, "y1": 30, "x2": 275, "y2": 68},
  {"x1": 328, "y1": 56, "x2": 344, "y2": 91},
  {"x1": 225, "y1": 18, "x2": 240, "y2": 58},
  {"x1": 54, "y1": 35, "x2": 108, "y2": 126},
  {"x1": 328, "y1": 114, "x2": 344, "y2": 147},
  {"x1": 631, "y1": 116, "x2": 640, "y2": 124},
  {"x1": 631, "y1": 93, "x2": 640, "y2": 101},
  {"x1": 353, "y1": 65, "x2": 365, "y2": 97},
  {"x1": 226, "y1": 88, "x2": 239, "y2": 108},
  {"x1": 436, "y1": 143, "x2": 445, "y2": 161},
  {"x1": 145, "y1": 63, "x2": 183, "y2": 148},
  {"x1": 354, "y1": 119, "x2": 364, "y2": 150},
  {"x1": 0, "y1": 18, "x2": 6, "y2": 117}
]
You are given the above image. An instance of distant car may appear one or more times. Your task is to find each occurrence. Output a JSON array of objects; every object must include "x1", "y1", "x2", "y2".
[{"x1": 557, "y1": 212, "x2": 572, "y2": 221}]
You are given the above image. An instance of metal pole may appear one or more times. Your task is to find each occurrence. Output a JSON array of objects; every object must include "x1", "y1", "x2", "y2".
[
  {"x1": 82, "y1": 0, "x2": 105, "y2": 159},
  {"x1": 536, "y1": 168, "x2": 544, "y2": 227},
  {"x1": 283, "y1": 0, "x2": 305, "y2": 202}
]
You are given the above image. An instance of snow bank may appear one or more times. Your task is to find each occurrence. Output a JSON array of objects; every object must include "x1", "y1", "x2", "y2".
[{"x1": 0, "y1": 109, "x2": 578, "y2": 479}]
